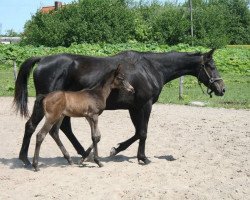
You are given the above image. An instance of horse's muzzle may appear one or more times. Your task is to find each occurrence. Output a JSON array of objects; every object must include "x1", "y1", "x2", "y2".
[{"x1": 213, "y1": 81, "x2": 226, "y2": 96}]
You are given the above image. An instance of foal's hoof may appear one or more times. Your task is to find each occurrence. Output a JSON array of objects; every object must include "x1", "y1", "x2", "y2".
[
  {"x1": 78, "y1": 158, "x2": 85, "y2": 165},
  {"x1": 34, "y1": 168, "x2": 40, "y2": 172},
  {"x1": 110, "y1": 147, "x2": 117, "y2": 156},
  {"x1": 94, "y1": 157, "x2": 103, "y2": 168},
  {"x1": 68, "y1": 159, "x2": 74, "y2": 165},
  {"x1": 95, "y1": 160, "x2": 104, "y2": 167},
  {"x1": 32, "y1": 164, "x2": 40, "y2": 172},
  {"x1": 97, "y1": 162, "x2": 104, "y2": 168}
]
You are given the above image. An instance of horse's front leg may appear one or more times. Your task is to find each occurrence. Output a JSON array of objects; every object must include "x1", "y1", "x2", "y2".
[
  {"x1": 110, "y1": 100, "x2": 152, "y2": 164},
  {"x1": 136, "y1": 101, "x2": 152, "y2": 164}
]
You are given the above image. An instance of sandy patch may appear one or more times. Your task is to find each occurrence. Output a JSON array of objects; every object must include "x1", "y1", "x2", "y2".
[{"x1": 0, "y1": 97, "x2": 249, "y2": 199}]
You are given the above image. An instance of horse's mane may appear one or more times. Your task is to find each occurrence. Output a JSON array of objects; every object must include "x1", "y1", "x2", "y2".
[{"x1": 186, "y1": 52, "x2": 202, "y2": 56}]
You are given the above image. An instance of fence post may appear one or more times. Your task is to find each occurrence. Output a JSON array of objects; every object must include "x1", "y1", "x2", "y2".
[
  {"x1": 179, "y1": 76, "x2": 184, "y2": 100},
  {"x1": 179, "y1": 0, "x2": 194, "y2": 100},
  {"x1": 13, "y1": 60, "x2": 17, "y2": 80}
]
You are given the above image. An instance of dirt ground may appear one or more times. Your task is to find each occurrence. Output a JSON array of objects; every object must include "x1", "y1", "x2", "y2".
[{"x1": 0, "y1": 97, "x2": 249, "y2": 200}]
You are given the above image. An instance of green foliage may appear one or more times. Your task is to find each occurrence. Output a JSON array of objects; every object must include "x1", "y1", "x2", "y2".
[
  {"x1": 192, "y1": 4, "x2": 230, "y2": 48},
  {"x1": 150, "y1": 5, "x2": 190, "y2": 44},
  {"x1": 0, "y1": 43, "x2": 249, "y2": 108},
  {"x1": 22, "y1": 0, "x2": 135, "y2": 46},
  {"x1": 0, "y1": 43, "x2": 249, "y2": 74},
  {"x1": 21, "y1": 0, "x2": 250, "y2": 47},
  {"x1": 218, "y1": 0, "x2": 250, "y2": 44}
]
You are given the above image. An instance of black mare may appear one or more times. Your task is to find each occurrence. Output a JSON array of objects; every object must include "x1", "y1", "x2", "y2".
[{"x1": 14, "y1": 49, "x2": 225, "y2": 167}]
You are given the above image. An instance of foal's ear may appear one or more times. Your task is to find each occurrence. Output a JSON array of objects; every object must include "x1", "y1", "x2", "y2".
[
  {"x1": 115, "y1": 64, "x2": 122, "y2": 76},
  {"x1": 203, "y1": 48, "x2": 216, "y2": 62},
  {"x1": 117, "y1": 64, "x2": 122, "y2": 72}
]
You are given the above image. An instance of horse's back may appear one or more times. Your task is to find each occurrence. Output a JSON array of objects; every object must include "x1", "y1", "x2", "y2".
[{"x1": 33, "y1": 54, "x2": 116, "y2": 94}]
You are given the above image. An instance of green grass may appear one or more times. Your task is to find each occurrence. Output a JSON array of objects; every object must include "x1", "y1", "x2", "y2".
[
  {"x1": 158, "y1": 74, "x2": 250, "y2": 109},
  {"x1": 0, "y1": 70, "x2": 15, "y2": 96}
]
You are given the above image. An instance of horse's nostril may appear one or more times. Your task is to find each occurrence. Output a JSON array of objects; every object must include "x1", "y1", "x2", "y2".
[{"x1": 222, "y1": 88, "x2": 226, "y2": 93}]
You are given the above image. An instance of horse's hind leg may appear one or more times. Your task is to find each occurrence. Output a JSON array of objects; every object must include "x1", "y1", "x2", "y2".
[
  {"x1": 19, "y1": 98, "x2": 44, "y2": 167},
  {"x1": 32, "y1": 121, "x2": 53, "y2": 171},
  {"x1": 60, "y1": 116, "x2": 86, "y2": 156},
  {"x1": 49, "y1": 118, "x2": 73, "y2": 165}
]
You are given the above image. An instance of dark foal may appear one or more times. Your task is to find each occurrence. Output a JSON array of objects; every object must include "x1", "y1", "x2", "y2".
[{"x1": 32, "y1": 66, "x2": 134, "y2": 171}]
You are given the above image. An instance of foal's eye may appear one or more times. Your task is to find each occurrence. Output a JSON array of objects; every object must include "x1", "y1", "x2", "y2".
[{"x1": 117, "y1": 76, "x2": 124, "y2": 80}]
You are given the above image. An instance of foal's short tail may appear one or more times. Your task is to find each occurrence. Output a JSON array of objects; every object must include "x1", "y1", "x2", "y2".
[{"x1": 13, "y1": 57, "x2": 41, "y2": 118}]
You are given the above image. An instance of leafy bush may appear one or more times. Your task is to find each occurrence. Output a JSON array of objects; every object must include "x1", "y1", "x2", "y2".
[
  {"x1": 21, "y1": 0, "x2": 250, "y2": 47},
  {"x1": 151, "y1": 6, "x2": 190, "y2": 45},
  {"x1": 0, "y1": 43, "x2": 249, "y2": 75},
  {"x1": 23, "y1": 0, "x2": 135, "y2": 46}
]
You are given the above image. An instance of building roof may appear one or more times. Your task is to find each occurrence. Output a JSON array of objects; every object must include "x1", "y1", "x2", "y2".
[
  {"x1": 40, "y1": 6, "x2": 57, "y2": 14},
  {"x1": 40, "y1": 2, "x2": 64, "y2": 14}
]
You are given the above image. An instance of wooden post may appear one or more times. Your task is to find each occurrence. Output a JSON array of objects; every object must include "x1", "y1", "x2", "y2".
[
  {"x1": 179, "y1": 0, "x2": 194, "y2": 100},
  {"x1": 13, "y1": 60, "x2": 17, "y2": 80},
  {"x1": 179, "y1": 76, "x2": 184, "y2": 100}
]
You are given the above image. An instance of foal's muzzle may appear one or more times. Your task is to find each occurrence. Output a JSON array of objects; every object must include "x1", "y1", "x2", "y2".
[{"x1": 123, "y1": 81, "x2": 135, "y2": 94}]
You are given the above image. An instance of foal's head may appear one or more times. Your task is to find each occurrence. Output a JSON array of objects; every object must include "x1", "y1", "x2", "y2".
[{"x1": 111, "y1": 65, "x2": 134, "y2": 93}]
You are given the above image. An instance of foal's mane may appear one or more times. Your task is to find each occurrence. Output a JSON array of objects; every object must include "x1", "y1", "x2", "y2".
[{"x1": 99, "y1": 69, "x2": 116, "y2": 88}]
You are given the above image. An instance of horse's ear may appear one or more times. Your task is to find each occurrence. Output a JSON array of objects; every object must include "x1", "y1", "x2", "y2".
[{"x1": 204, "y1": 48, "x2": 216, "y2": 62}]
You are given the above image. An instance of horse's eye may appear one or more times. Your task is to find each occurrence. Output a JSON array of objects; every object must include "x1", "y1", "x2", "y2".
[{"x1": 207, "y1": 61, "x2": 216, "y2": 69}]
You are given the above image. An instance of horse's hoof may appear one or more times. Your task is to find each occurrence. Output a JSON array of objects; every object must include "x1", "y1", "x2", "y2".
[
  {"x1": 19, "y1": 155, "x2": 32, "y2": 167},
  {"x1": 110, "y1": 147, "x2": 117, "y2": 156},
  {"x1": 138, "y1": 157, "x2": 151, "y2": 165},
  {"x1": 98, "y1": 162, "x2": 104, "y2": 168},
  {"x1": 24, "y1": 163, "x2": 33, "y2": 169}
]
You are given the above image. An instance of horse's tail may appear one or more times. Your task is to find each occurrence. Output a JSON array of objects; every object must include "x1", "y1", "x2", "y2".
[{"x1": 13, "y1": 57, "x2": 41, "y2": 118}]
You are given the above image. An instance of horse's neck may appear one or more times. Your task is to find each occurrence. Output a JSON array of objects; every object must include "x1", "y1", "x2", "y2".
[{"x1": 146, "y1": 53, "x2": 201, "y2": 84}]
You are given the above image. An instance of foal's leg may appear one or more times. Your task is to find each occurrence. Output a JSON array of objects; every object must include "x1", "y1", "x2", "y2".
[
  {"x1": 32, "y1": 121, "x2": 54, "y2": 171},
  {"x1": 85, "y1": 115, "x2": 103, "y2": 167},
  {"x1": 19, "y1": 98, "x2": 44, "y2": 167},
  {"x1": 49, "y1": 117, "x2": 73, "y2": 165}
]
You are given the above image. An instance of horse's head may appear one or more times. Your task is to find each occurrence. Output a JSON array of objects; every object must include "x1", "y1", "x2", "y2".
[
  {"x1": 197, "y1": 49, "x2": 225, "y2": 97},
  {"x1": 112, "y1": 65, "x2": 135, "y2": 94}
]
